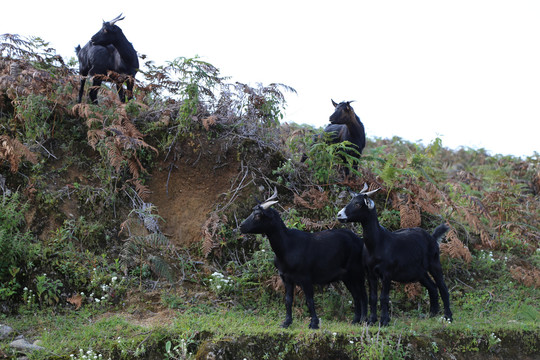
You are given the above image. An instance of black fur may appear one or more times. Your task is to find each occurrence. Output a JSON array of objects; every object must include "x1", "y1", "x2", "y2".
[
  {"x1": 240, "y1": 205, "x2": 367, "y2": 329},
  {"x1": 76, "y1": 15, "x2": 138, "y2": 104},
  {"x1": 337, "y1": 193, "x2": 452, "y2": 325}
]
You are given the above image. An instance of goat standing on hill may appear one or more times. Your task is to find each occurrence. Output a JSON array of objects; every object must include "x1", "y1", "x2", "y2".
[
  {"x1": 337, "y1": 184, "x2": 452, "y2": 326},
  {"x1": 240, "y1": 189, "x2": 367, "y2": 329},
  {"x1": 324, "y1": 100, "x2": 366, "y2": 155},
  {"x1": 76, "y1": 14, "x2": 139, "y2": 104}
]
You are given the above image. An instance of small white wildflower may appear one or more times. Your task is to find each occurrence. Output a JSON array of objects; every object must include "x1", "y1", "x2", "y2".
[
  {"x1": 112, "y1": 276, "x2": 118, "y2": 282},
  {"x1": 23, "y1": 287, "x2": 28, "y2": 291},
  {"x1": 349, "y1": 340, "x2": 354, "y2": 344},
  {"x1": 95, "y1": 298, "x2": 100, "y2": 303}
]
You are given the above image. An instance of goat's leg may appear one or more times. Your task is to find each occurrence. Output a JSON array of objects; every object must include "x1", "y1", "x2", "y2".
[
  {"x1": 126, "y1": 76, "x2": 135, "y2": 101},
  {"x1": 78, "y1": 77, "x2": 87, "y2": 103},
  {"x1": 301, "y1": 283, "x2": 319, "y2": 329},
  {"x1": 430, "y1": 267, "x2": 453, "y2": 322},
  {"x1": 117, "y1": 83, "x2": 126, "y2": 103},
  {"x1": 343, "y1": 278, "x2": 367, "y2": 323},
  {"x1": 379, "y1": 278, "x2": 392, "y2": 326},
  {"x1": 90, "y1": 77, "x2": 102, "y2": 105},
  {"x1": 282, "y1": 280, "x2": 294, "y2": 328},
  {"x1": 419, "y1": 275, "x2": 440, "y2": 317},
  {"x1": 367, "y1": 273, "x2": 378, "y2": 325}
]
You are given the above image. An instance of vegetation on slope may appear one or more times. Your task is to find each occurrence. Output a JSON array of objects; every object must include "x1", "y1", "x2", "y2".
[{"x1": 0, "y1": 34, "x2": 538, "y2": 359}]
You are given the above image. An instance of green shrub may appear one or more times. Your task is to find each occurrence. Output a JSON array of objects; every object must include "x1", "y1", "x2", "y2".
[{"x1": 0, "y1": 192, "x2": 40, "y2": 301}]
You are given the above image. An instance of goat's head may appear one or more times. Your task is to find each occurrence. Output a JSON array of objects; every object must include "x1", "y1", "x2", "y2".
[
  {"x1": 337, "y1": 183, "x2": 379, "y2": 223},
  {"x1": 91, "y1": 14, "x2": 126, "y2": 46},
  {"x1": 329, "y1": 100, "x2": 356, "y2": 125},
  {"x1": 240, "y1": 188, "x2": 279, "y2": 234}
]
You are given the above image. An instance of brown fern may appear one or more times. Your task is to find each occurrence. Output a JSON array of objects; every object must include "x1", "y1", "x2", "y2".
[
  {"x1": 202, "y1": 212, "x2": 227, "y2": 257},
  {"x1": 399, "y1": 198, "x2": 421, "y2": 228},
  {"x1": 293, "y1": 187, "x2": 328, "y2": 210},
  {"x1": 440, "y1": 229, "x2": 472, "y2": 264},
  {"x1": 74, "y1": 103, "x2": 158, "y2": 196},
  {"x1": 201, "y1": 115, "x2": 218, "y2": 130},
  {"x1": 509, "y1": 265, "x2": 540, "y2": 288},
  {"x1": 403, "y1": 282, "x2": 422, "y2": 300},
  {"x1": 0, "y1": 134, "x2": 37, "y2": 172}
]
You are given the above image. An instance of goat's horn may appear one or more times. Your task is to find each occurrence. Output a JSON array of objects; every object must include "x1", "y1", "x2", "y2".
[
  {"x1": 107, "y1": 13, "x2": 125, "y2": 25},
  {"x1": 358, "y1": 183, "x2": 379, "y2": 197},
  {"x1": 363, "y1": 188, "x2": 380, "y2": 197},
  {"x1": 260, "y1": 200, "x2": 278, "y2": 210},
  {"x1": 265, "y1": 187, "x2": 278, "y2": 202}
]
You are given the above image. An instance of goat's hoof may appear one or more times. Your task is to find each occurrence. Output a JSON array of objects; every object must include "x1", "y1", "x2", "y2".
[
  {"x1": 309, "y1": 319, "x2": 320, "y2": 329},
  {"x1": 281, "y1": 320, "x2": 292, "y2": 328},
  {"x1": 380, "y1": 318, "x2": 390, "y2": 326}
]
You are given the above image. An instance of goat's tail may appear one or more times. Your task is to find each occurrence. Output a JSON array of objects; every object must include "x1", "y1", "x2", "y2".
[{"x1": 432, "y1": 224, "x2": 449, "y2": 244}]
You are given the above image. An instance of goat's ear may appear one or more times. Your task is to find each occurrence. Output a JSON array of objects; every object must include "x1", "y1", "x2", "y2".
[
  {"x1": 364, "y1": 197, "x2": 375, "y2": 210},
  {"x1": 331, "y1": 99, "x2": 338, "y2": 108}
]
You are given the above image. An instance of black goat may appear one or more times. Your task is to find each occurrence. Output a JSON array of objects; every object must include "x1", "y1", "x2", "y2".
[
  {"x1": 337, "y1": 184, "x2": 452, "y2": 326},
  {"x1": 240, "y1": 190, "x2": 367, "y2": 329},
  {"x1": 324, "y1": 100, "x2": 366, "y2": 155},
  {"x1": 76, "y1": 14, "x2": 139, "y2": 104}
]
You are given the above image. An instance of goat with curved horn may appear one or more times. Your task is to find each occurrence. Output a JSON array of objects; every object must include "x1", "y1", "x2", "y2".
[
  {"x1": 337, "y1": 184, "x2": 452, "y2": 325},
  {"x1": 76, "y1": 13, "x2": 138, "y2": 104},
  {"x1": 240, "y1": 188, "x2": 368, "y2": 329}
]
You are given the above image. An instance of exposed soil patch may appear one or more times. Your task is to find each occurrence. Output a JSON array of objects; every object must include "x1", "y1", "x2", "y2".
[{"x1": 148, "y1": 137, "x2": 240, "y2": 247}]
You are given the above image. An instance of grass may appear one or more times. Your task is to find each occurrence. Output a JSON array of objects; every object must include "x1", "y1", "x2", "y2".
[{"x1": 2, "y1": 275, "x2": 538, "y2": 359}]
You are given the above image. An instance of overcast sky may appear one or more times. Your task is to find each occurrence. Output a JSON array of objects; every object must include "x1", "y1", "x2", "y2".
[{"x1": 3, "y1": 1, "x2": 539, "y2": 157}]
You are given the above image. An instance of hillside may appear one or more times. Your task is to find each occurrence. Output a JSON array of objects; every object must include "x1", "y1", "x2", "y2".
[{"x1": 0, "y1": 34, "x2": 539, "y2": 359}]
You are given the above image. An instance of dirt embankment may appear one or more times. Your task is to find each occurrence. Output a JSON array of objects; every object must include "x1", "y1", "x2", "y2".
[{"x1": 148, "y1": 136, "x2": 241, "y2": 247}]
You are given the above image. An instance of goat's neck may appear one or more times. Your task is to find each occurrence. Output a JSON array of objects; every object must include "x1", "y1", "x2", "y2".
[
  {"x1": 345, "y1": 115, "x2": 364, "y2": 138},
  {"x1": 264, "y1": 220, "x2": 290, "y2": 259},
  {"x1": 113, "y1": 35, "x2": 138, "y2": 67},
  {"x1": 360, "y1": 210, "x2": 384, "y2": 252}
]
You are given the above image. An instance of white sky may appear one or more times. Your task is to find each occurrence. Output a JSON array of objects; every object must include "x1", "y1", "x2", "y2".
[{"x1": 3, "y1": 1, "x2": 539, "y2": 157}]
